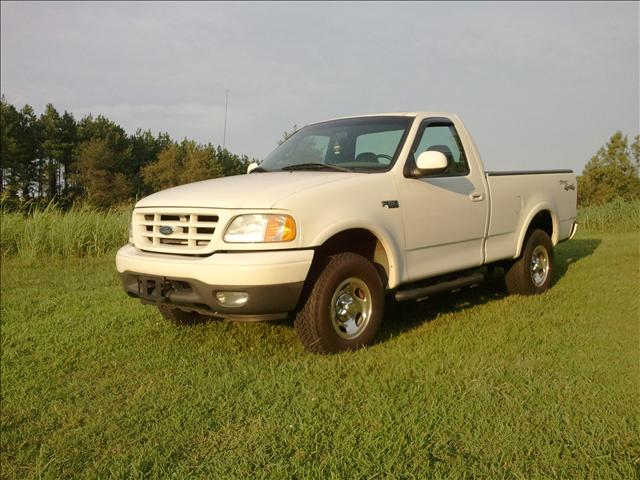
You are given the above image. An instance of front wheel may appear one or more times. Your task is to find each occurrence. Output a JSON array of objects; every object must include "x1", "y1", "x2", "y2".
[
  {"x1": 294, "y1": 252, "x2": 384, "y2": 354},
  {"x1": 504, "y1": 229, "x2": 555, "y2": 295}
]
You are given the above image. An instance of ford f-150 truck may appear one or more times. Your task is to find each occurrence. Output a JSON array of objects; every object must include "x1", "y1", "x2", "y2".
[{"x1": 116, "y1": 112, "x2": 578, "y2": 353}]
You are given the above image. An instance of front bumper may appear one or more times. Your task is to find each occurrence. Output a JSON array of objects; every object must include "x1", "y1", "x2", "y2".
[{"x1": 116, "y1": 245, "x2": 314, "y2": 320}]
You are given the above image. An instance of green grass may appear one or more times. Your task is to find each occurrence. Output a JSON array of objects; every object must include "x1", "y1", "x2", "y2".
[{"x1": 1, "y1": 232, "x2": 638, "y2": 479}]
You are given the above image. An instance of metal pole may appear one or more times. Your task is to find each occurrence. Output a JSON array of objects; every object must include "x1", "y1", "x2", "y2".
[{"x1": 223, "y1": 89, "x2": 229, "y2": 149}]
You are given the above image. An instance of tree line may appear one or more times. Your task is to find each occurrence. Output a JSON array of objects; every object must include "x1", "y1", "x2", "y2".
[
  {"x1": 0, "y1": 96, "x2": 251, "y2": 209},
  {"x1": 578, "y1": 131, "x2": 640, "y2": 206},
  {"x1": 1, "y1": 94, "x2": 638, "y2": 209}
]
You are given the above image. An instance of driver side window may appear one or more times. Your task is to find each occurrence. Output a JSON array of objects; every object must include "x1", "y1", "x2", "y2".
[
  {"x1": 412, "y1": 123, "x2": 469, "y2": 176},
  {"x1": 354, "y1": 130, "x2": 404, "y2": 166}
]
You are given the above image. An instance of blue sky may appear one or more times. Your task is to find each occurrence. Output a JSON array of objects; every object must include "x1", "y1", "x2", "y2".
[{"x1": 1, "y1": 1, "x2": 638, "y2": 172}]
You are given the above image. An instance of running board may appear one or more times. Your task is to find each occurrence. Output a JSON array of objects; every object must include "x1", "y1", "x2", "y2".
[{"x1": 394, "y1": 272, "x2": 486, "y2": 302}]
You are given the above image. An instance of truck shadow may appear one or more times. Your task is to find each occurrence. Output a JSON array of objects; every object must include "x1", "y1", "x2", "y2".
[
  {"x1": 553, "y1": 237, "x2": 601, "y2": 279},
  {"x1": 377, "y1": 237, "x2": 601, "y2": 342}
]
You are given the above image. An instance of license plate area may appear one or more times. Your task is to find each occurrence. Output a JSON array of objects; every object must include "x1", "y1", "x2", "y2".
[{"x1": 137, "y1": 275, "x2": 169, "y2": 302}]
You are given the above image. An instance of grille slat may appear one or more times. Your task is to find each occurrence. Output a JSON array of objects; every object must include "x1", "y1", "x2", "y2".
[
  {"x1": 134, "y1": 210, "x2": 219, "y2": 254},
  {"x1": 141, "y1": 233, "x2": 213, "y2": 240},
  {"x1": 138, "y1": 221, "x2": 218, "y2": 227}
]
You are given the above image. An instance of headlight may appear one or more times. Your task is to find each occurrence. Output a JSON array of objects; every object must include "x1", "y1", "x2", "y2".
[{"x1": 224, "y1": 214, "x2": 296, "y2": 243}]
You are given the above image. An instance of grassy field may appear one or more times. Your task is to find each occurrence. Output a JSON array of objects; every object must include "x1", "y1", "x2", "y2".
[{"x1": 1, "y1": 229, "x2": 638, "y2": 479}]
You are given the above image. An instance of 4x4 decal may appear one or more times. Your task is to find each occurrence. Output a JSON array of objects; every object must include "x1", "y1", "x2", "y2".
[{"x1": 559, "y1": 180, "x2": 575, "y2": 191}]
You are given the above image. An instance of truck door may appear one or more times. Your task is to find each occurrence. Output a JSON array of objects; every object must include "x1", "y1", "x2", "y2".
[{"x1": 397, "y1": 118, "x2": 488, "y2": 281}]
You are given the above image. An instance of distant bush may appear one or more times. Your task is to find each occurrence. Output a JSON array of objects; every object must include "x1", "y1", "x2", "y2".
[
  {"x1": 1, "y1": 203, "x2": 129, "y2": 258},
  {"x1": 577, "y1": 131, "x2": 640, "y2": 207},
  {"x1": 577, "y1": 198, "x2": 640, "y2": 233}
]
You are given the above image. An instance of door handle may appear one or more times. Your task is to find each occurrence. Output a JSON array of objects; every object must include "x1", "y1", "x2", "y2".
[{"x1": 470, "y1": 192, "x2": 484, "y2": 202}]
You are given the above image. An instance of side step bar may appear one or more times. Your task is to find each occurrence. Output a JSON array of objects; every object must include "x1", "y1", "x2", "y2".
[{"x1": 394, "y1": 272, "x2": 486, "y2": 302}]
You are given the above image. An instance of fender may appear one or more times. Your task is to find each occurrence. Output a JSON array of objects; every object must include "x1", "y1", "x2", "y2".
[
  {"x1": 514, "y1": 203, "x2": 559, "y2": 258},
  {"x1": 311, "y1": 218, "x2": 405, "y2": 289}
]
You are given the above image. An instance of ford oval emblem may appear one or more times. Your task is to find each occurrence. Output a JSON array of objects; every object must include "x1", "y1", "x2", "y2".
[{"x1": 159, "y1": 225, "x2": 174, "y2": 235}]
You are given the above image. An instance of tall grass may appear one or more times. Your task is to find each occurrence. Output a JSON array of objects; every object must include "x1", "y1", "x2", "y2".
[
  {"x1": 1, "y1": 204, "x2": 129, "y2": 258},
  {"x1": 1, "y1": 199, "x2": 638, "y2": 258},
  {"x1": 577, "y1": 198, "x2": 640, "y2": 233}
]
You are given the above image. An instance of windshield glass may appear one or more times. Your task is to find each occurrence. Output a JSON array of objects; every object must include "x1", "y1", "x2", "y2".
[{"x1": 260, "y1": 116, "x2": 413, "y2": 172}]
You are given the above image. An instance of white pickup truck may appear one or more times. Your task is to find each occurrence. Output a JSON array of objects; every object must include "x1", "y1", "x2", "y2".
[{"x1": 116, "y1": 112, "x2": 577, "y2": 353}]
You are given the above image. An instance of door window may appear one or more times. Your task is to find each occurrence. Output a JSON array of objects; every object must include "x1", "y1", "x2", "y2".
[{"x1": 412, "y1": 123, "x2": 469, "y2": 176}]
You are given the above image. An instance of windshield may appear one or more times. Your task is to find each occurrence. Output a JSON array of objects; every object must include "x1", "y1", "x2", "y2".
[{"x1": 260, "y1": 116, "x2": 413, "y2": 172}]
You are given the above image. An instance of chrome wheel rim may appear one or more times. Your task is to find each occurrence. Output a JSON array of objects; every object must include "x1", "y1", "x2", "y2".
[
  {"x1": 330, "y1": 277, "x2": 372, "y2": 339},
  {"x1": 530, "y1": 245, "x2": 550, "y2": 287}
]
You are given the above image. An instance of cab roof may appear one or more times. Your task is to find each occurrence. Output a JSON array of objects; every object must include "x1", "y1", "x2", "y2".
[{"x1": 323, "y1": 111, "x2": 456, "y2": 122}]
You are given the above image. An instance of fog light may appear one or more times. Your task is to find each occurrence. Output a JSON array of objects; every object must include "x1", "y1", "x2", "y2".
[{"x1": 215, "y1": 291, "x2": 249, "y2": 307}]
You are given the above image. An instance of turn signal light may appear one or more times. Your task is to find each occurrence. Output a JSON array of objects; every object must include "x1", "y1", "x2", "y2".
[{"x1": 265, "y1": 215, "x2": 296, "y2": 242}]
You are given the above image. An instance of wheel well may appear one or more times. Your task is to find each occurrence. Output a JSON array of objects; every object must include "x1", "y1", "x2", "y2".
[
  {"x1": 527, "y1": 210, "x2": 553, "y2": 239},
  {"x1": 313, "y1": 229, "x2": 390, "y2": 287}
]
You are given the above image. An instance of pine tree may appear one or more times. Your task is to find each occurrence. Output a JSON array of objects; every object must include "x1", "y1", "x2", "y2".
[
  {"x1": 0, "y1": 96, "x2": 20, "y2": 201},
  {"x1": 40, "y1": 104, "x2": 63, "y2": 201},
  {"x1": 58, "y1": 111, "x2": 77, "y2": 200},
  {"x1": 13, "y1": 105, "x2": 42, "y2": 200}
]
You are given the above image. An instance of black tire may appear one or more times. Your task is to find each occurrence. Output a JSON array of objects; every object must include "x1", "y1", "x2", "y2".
[
  {"x1": 294, "y1": 252, "x2": 384, "y2": 354},
  {"x1": 158, "y1": 305, "x2": 208, "y2": 325},
  {"x1": 504, "y1": 229, "x2": 555, "y2": 295}
]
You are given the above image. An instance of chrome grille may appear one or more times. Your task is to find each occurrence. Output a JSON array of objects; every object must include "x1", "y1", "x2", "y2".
[{"x1": 134, "y1": 210, "x2": 219, "y2": 254}]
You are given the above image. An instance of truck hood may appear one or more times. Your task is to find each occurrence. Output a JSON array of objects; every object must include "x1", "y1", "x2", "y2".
[{"x1": 135, "y1": 171, "x2": 360, "y2": 209}]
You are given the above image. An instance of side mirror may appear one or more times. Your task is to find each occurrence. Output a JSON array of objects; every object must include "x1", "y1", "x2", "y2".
[
  {"x1": 415, "y1": 151, "x2": 448, "y2": 174},
  {"x1": 247, "y1": 162, "x2": 259, "y2": 174}
]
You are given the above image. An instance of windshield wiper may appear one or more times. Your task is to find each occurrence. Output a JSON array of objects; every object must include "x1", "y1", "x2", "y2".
[{"x1": 281, "y1": 163, "x2": 351, "y2": 172}]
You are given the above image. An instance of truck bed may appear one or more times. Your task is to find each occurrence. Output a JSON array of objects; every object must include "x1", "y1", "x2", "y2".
[{"x1": 483, "y1": 169, "x2": 577, "y2": 264}]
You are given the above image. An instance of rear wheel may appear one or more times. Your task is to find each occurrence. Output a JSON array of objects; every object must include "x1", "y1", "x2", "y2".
[
  {"x1": 504, "y1": 229, "x2": 554, "y2": 295},
  {"x1": 158, "y1": 305, "x2": 209, "y2": 325},
  {"x1": 294, "y1": 252, "x2": 384, "y2": 354}
]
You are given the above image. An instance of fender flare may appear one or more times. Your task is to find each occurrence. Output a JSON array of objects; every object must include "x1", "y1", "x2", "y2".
[
  {"x1": 514, "y1": 203, "x2": 559, "y2": 258},
  {"x1": 310, "y1": 219, "x2": 404, "y2": 289}
]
